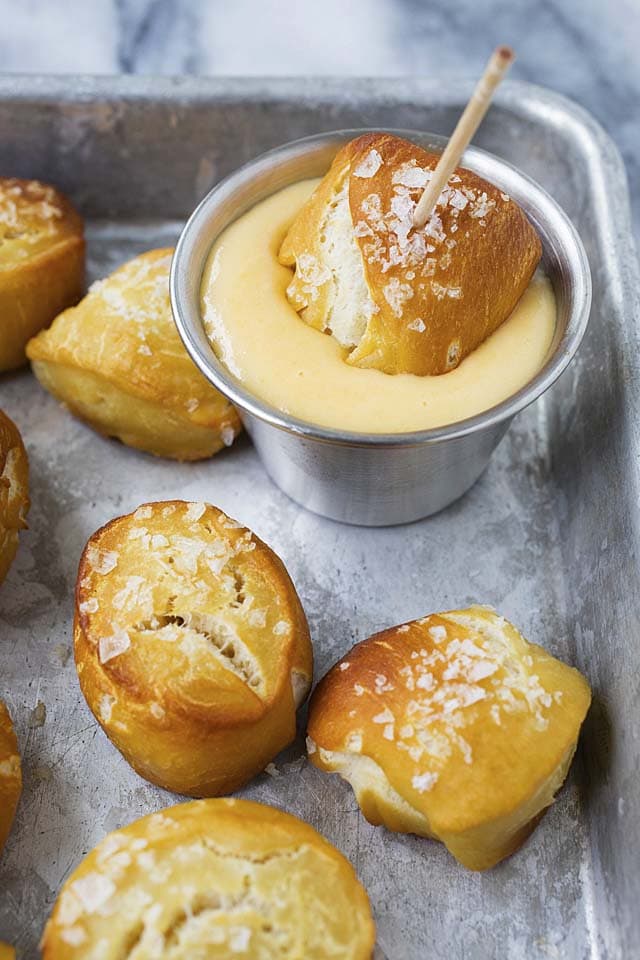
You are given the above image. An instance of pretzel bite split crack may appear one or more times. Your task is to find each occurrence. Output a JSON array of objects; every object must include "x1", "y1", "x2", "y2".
[
  {"x1": 41, "y1": 798, "x2": 375, "y2": 959},
  {"x1": 74, "y1": 501, "x2": 312, "y2": 796}
]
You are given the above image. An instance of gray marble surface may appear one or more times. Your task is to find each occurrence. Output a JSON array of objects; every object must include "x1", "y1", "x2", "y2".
[{"x1": 0, "y1": 0, "x2": 638, "y2": 235}]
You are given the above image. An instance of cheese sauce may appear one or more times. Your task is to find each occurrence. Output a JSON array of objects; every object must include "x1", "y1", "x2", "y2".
[{"x1": 201, "y1": 179, "x2": 556, "y2": 434}]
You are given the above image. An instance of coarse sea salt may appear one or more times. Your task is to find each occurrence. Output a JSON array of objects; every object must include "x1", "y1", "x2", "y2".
[
  {"x1": 185, "y1": 502, "x2": 207, "y2": 522},
  {"x1": 353, "y1": 149, "x2": 383, "y2": 179},
  {"x1": 86, "y1": 546, "x2": 118, "y2": 576},
  {"x1": 70, "y1": 873, "x2": 116, "y2": 914},
  {"x1": 407, "y1": 318, "x2": 426, "y2": 333},
  {"x1": 98, "y1": 628, "x2": 131, "y2": 664},
  {"x1": 411, "y1": 771, "x2": 439, "y2": 793}
]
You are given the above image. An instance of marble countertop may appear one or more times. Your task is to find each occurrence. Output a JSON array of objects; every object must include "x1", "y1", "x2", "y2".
[{"x1": 0, "y1": 0, "x2": 637, "y2": 236}]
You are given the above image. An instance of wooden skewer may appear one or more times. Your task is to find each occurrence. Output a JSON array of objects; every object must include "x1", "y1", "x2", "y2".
[{"x1": 412, "y1": 45, "x2": 515, "y2": 229}]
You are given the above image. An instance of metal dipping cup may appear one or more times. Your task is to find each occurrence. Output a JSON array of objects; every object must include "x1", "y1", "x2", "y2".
[{"x1": 170, "y1": 130, "x2": 591, "y2": 526}]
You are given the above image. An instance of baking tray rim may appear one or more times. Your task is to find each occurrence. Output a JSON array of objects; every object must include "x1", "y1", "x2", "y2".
[
  {"x1": 1, "y1": 74, "x2": 639, "y2": 960},
  {"x1": 0, "y1": 72, "x2": 634, "y2": 311}
]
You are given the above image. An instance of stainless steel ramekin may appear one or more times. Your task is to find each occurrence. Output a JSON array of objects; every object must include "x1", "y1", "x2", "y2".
[{"x1": 170, "y1": 129, "x2": 591, "y2": 526}]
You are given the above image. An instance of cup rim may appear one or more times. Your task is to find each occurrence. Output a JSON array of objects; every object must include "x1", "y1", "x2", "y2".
[{"x1": 170, "y1": 128, "x2": 592, "y2": 448}]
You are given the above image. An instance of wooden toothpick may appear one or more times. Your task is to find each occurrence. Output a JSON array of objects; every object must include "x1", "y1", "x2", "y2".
[{"x1": 412, "y1": 46, "x2": 515, "y2": 229}]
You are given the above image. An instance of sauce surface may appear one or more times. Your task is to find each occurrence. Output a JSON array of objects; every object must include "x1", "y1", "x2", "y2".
[{"x1": 201, "y1": 179, "x2": 556, "y2": 434}]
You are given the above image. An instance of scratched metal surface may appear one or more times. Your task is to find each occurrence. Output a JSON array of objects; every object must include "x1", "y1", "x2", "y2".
[{"x1": 0, "y1": 78, "x2": 638, "y2": 960}]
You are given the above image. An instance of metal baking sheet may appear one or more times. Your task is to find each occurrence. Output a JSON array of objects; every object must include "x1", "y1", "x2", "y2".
[{"x1": 1, "y1": 77, "x2": 638, "y2": 960}]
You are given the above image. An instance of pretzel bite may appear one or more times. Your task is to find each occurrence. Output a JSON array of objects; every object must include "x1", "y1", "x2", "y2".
[
  {"x1": 280, "y1": 134, "x2": 541, "y2": 376},
  {"x1": 41, "y1": 798, "x2": 375, "y2": 959},
  {"x1": 74, "y1": 501, "x2": 312, "y2": 796},
  {"x1": 27, "y1": 249, "x2": 241, "y2": 460},
  {"x1": 0, "y1": 410, "x2": 29, "y2": 587},
  {"x1": 0, "y1": 177, "x2": 84, "y2": 371},
  {"x1": 307, "y1": 605, "x2": 590, "y2": 870},
  {"x1": 0, "y1": 700, "x2": 22, "y2": 855}
]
